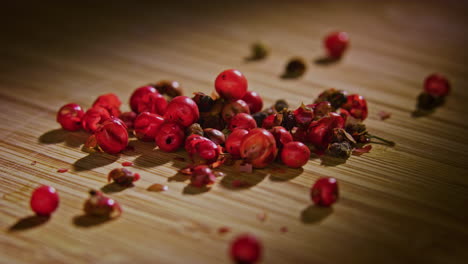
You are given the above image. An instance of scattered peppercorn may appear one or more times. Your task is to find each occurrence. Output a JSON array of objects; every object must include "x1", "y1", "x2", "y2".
[
  {"x1": 283, "y1": 57, "x2": 307, "y2": 78},
  {"x1": 248, "y1": 42, "x2": 269, "y2": 60}
]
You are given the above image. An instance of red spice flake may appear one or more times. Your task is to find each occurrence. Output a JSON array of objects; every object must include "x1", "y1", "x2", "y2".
[
  {"x1": 122, "y1": 161, "x2": 134, "y2": 167},
  {"x1": 147, "y1": 183, "x2": 169, "y2": 192},
  {"x1": 377, "y1": 111, "x2": 391, "y2": 120},
  {"x1": 280, "y1": 226, "x2": 288, "y2": 233},
  {"x1": 218, "y1": 226, "x2": 231, "y2": 234},
  {"x1": 257, "y1": 212, "x2": 267, "y2": 222},
  {"x1": 31, "y1": 161, "x2": 37, "y2": 165},
  {"x1": 352, "y1": 145, "x2": 372, "y2": 156},
  {"x1": 232, "y1": 180, "x2": 248, "y2": 188},
  {"x1": 84, "y1": 134, "x2": 98, "y2": 149},
  {"x1": 57, "y1": 168, "x2": 69, "y2": 173},
  {"x1": 133, "y1": 173, "x2": 141, "y2": 182},
  {"x1": 173, "y1": 157, "x2": 186, "y2": 162}
]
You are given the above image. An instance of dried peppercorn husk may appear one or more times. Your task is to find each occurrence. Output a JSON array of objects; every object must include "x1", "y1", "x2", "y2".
[
  {"x1": 284, "y1": 57, "x2": 307, "y2": 78},
  {"x1": 187, "y1": 123, "x2": 204, "y2": 136},
  {"x1": 152, "y1": 80, "x2": 183, "y2": 98},
  {"x1": 331, "y1": 128, "x2": 356, "y2": 145},
  {"x1": 345, "y1": 123, "x2": 370, "y2": 143},
  {"x1": 280, "y1": 110, "x2": 296, "y2": 130},
  {"x1": 327, "y1": 141, "x2": 352, "y2": 159},
  {"x1": 108, "y1": 168, "x2": 139, "y2": 186},
  {"x1": 315, "y1": 88, "x2": 348, "y2": 110}
]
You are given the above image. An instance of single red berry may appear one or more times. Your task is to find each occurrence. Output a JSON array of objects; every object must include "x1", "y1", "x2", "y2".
[
  {"x1": 230, "y1": 234, "x2": 262, "y2": 264},
  {"x1": 164, "y1": 96, "x2": 200, "y2": 127},
  {"x1": 261, "y1": 114, "x2": 276, "y2": 130},
  {"x1": 137, "y1": 91, "x2": 168, "y2": 115},
  {"x1": 155, "y1": 122, "x2": 185, "y2": 152},
  {"x1": 424, "y1": 73, "x2": 450, "y2": 97},
  {"x1": 185, "y1": 136, "x2": 220, "y2": 164},
  {"x1": 84, "y1": 190, "x2": 122, "y2": 218},
  {"x1": 108, "y1": 168, "x2": 139, "y2": 186},
  {"x1": 281, "y1": 141, "x2": 310, "y2": 168},
  {"x1": 270, "y1": 126, "x2": 293, "y2": 149},
  {"x1": 215, "y1": 69, "x2": 248, "y2": 101},
  {"x1": 324, "y1": 31, "x2": 349, "y2": 59},
  {"x1": 307, "y1": 113, "x2": 344, "y2": 153},
  {"x1": 341, "y1": 94, "x2": 368, "y2": 120},
  {"x1": 30, "y1": 185, "x2": 59, "y2": 216},
  {"x1": 222, "y1": 99, "x2": 250, "y2": 123},
  {"x1": 130, "y1": 85, "x2": 157, "y2": 113},
  {"x1": 229, "y1": 113, "x2": 257, "y2": 131},
  {"x1": 95, "y1": 117, "x2": 129, "y2": 154},
  {"x1": 226, "y1": 128, "x2": 249, "y2": 159},
  {"x1": 81, "y1": 106, "x2": 112, "y2": 133},
  {"x1": 203, "y1": 128, "x2": 225, "y2": 145},
  {"x1": 190, "y1": 165, "x2": 216, "y2": 187},
  {"x1": 56, "y1": 103, "x2": 85, "y2": 131},
  {"x1": 92, "y1": 93, "x2": 122, "y2": 117},
  {"x1": 311, "y1": 177, "x2": 339, "y2": 207},
  {"x1": 240, "y1": 128, "x2": 277, "y2": 168},
  {"x1": 241, "y1": 91, "x2": 263, "y2": 114},
  {"x1": 119, "y1": 111, "x2": 137, "y2": 130},
  {"x1": 134, "y1": 112, "x2": 165, "y2": 141}
]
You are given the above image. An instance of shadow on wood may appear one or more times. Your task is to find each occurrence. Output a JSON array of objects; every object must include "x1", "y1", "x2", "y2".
[
  {"x1": 220, "y1": 169, "x2": 267, "y2": 190},
  {"x1": 73, "y1": 152, "x2": 119, "y2": 171},
  {"x1": 183, "y1": 185, "x2": 210, "y2": 195},
  {"x1": 8, "y1": 215, "x2": 50, "y2": 232},
  {"x1": 314, "y1": 56, "x2": 340, "y2": 65},
  {"x1": 133, "y1": 148, "x2": 172, "y2": 168},
  {"x1": 100, "y1": 182, "x2": 131, "y2": 194},
  {"x1": 73, "y1": 215, "x2": 112, "y2": 228},
  {"x1": 301, "y1": 205, "x2": 333, "y2": 224},
  {"x1": 38, "y1": 129, "x2": 67, "y2": 144},
  {"x1": 269, "y1": 166, "x2": 304, "y2": 181},
  {"x1": 168, "y1": 172, "x2": 190, "y2": 182},
  {"x1": 320, "y1": 156, "x2": 347, "y2": 167}
]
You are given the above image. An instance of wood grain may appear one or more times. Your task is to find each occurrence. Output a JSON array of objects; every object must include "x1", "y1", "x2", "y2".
[{"x1": 1, "y1": 1, "x2": 468, "y2": 263}]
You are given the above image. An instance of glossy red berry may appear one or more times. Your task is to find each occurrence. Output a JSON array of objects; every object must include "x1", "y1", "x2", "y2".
[
  {"x1": 341, "y1": 94, "x2": 368, "y2": 121},
  {"x1": 164, "y1": 96, "x2": 200, "y2": 127},
  {"x1": 215, "y1": 69, "x2": 248, "y2": 101},
  {"x1": 229, "y1": 113, "x2": 257, "y2": 131},
  {"x1": 281, "y1": 141, "x2": 310, "y2": 168},
  {"x1": 240, "y1": 128, "x2": 277, "y2": 168},
  {"x1": 222, "y1": 99, "x2": 250, "y2": 123},
  {"x1": 130, "y1": 85, "x2": 157, "y2": 113},
  {"x1": 185, "y1": 136, "x2": 220, "y2": 164},
  {"x1": 190, "y1": 165, "x2": 216, "y2": 187},
  {"x1": 84, "y1": 190, "x2": 122, "y2": 218},
  {"x1": 155, "y1": 122, "x2": 185, "y2": 152},
  {"x1": 270, "y1": 126, "x2": 293, "y2": 149},
  {"x1": 119, "y1": 111, "x2": 137, "y2": 130},
  {"x1": 95, "y1": 117, "x2": 129, "y2": 154},
  {"x1": 307, "y1": 113, "x2": 344, "y2": 153},
  {"x1": 292, "y1": 126, "x2": 308, "y2": 143},
  {"x1": 226, "y1": 128, "x2": 249, "y2": 159},
  {"x1": 92, "y1": 93, "x2": 122, "y2": 117},
  {"x1": 230, "y1": 234, "x2": 262, "y2": 264},
  {"x1": 81, "y1": 106, "x2": 111, "y2": 133},
  {"x1": 134, "y1": 112, "x2": 164, "y2": 141},
  {"x1": 56, "y1": 103, "x2": 85, "y2": 131},
  {"x1": 241, "y1": 91, "x2": 263, "y2": 114},
  {"x1": 324, "y1": 31, "x2": 349, "y2": 59},
  {"x1": 424, "y1": 73, "x2": 450, "y2": 97},
  {"x1": 137, "y1": 91, "x2": 168, "y2": 115},
  {"x1": 30, "y1": 185, "x2": 59, "y2": 216},
  {"x1": 261, "y1": 114, "x2": 276, "y2": 130},
  {"x1": 311, "y1": 177, "x2": 339, "y2": 207}
]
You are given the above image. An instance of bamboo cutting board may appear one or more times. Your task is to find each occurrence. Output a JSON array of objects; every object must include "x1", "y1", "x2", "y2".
[{"x1": 1, "y1": 1, "x2": 468, "y2": 263}]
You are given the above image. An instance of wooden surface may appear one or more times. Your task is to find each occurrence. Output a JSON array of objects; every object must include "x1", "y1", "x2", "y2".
[{"x1": 1, "y1": 1, "x2": 468, "y2": 263}]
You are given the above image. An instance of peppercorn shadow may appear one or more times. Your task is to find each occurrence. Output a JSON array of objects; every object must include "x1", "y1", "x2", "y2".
[
  {"x1": 182, "y1": 185, "x2": 210, "y2": 195},
  {"x1": 72, "y1": 215, "x2": 113, "y2": 227},
  {"x1": 168, "y1": 172, "x2": 190, "y2": 182},
  {"x1": 269, "y1": 166, "x2": 304, "y2": 181},
  {"x1": 39, "y1": 129, "x2": 89, "y2": 148},
  {"x1": 8, "y1": 215, "x2": 50, "y2": 232},
  {"x1": 133, "y1": 148, "x2": 173, "y2": 168},
  {"x1": 320, "y1": 155, "x2": 348, "y2": 167},
  {"x1": 73, "y1": 152, "x2": 119, "y2": 171},
  {"x1": 313, "y1": 56, "x2": 340, "y2": 66},
  {"x1": 301, "y1": 205, "x2": 333, "y2": 224},
  {"x1": 100, "y1": 182, "x2": 131, "y2": 194},
  {"x1": 220, "y1": 169, "x2": 268, "y2": 190}
]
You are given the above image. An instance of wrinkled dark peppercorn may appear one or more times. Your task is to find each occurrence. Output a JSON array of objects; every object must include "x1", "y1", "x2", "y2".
[
  {"x1": 315, "y1": 88, "x2": 348, "y2": 110},
  {"x1": 327, "y1": 141, "x2": 352, "y2": 159},
  {"x1": 274, "y1": 99, "x2": 289, "y2": 112},
  {"x1": 281, "y1": 111, "x2": 296, "y2": 130},
  {"x1": 252, "y1": 111, "x2": 269, "y2": 127},
  {"x1": 249, "y1": 42, "x2": 269, "y2": 60},
  {"x1": 192, "y1": 92, "x2": 215, "y2": 112},
  {"x1": 284, "y1": 57, "x2": 307, "y2": 78}
]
